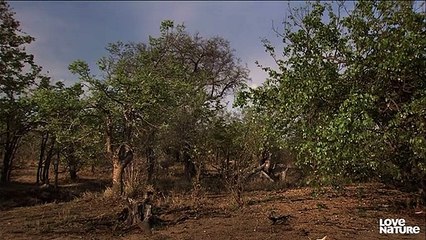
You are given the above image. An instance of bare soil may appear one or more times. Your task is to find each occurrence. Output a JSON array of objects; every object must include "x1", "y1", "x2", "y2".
[{"x1": 0, "y1": 169, "x2": 424, "y2": 240}]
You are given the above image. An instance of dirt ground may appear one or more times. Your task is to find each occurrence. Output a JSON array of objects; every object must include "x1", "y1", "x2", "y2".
[{"x1": 0, "y1": 169, "x2": 425, "y2": 240}]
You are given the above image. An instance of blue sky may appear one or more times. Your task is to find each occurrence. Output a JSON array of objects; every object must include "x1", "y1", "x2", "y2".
[{"x1": 9, "y1": 1, "x2": 305, "y2": 91}]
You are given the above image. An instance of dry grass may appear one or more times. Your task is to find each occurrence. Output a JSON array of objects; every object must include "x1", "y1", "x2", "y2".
[
  {"x1": 1, "y1": 183, "x2": 425, "y2": 240},
  {"x1": 2, "y1": 164, "x2": 425, "y2": 240}
]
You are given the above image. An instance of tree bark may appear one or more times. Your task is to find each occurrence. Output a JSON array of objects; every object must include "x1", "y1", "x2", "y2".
[
  {"x1": 183, "y1": 143, "x2": 196, "y2": 181},
  {"x1": 42, "y1": 137, "x2": 55, "y2": 184},
  {"x1": 37, "y1": 132, "x2": 49, "y2": 184},
  {"x1": 112, "y1": 144, "x2": 133, "y2": 194},
  {"x1": 69, "y1": 164, "x2": 77, "y2": 181},
  {"x1": 1, "y1": 134, "x2": 20, "y2": 183},
  {"x1": 67, "y1": 147, "x2": 78, "y2": 181},
  {"x1": 146, "y1": 146, "x2": 155, "y2": 184},
  {"x1": 118, "y1": 191, "x2": 154, "y2": 233},
  {"x1": 105, "y1": 115, "x2": 113, "y2": 159},
  {"x1": 54, "y1": 151, "x2": 59, "y2": 189},
  {"x1": 112, "y1": 162, "x2": 124, "y2": 193}
]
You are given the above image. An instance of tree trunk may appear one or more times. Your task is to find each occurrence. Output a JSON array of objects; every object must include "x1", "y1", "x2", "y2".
[
  {"x1": 105, "y1": 114, "x2": 135, "y2": 195},
  {"x1": 146, "y1": 146, "x2": 155, "y2": 184},
  {"x1": 105, "y1": 116, "x2": 113, "y2": 160},
  {"x1": 1, "y1": 150, "x2": 12, "y2": 183},
  {"x1": 37, "y1": 132, "x2": 49, "y2": 184},
  {"x1": 67, "y1": 147, "x2": 78, "y2": 181},
  {"x1": 1, "y1": 135, "x2": 20, "y2": 183},
  {"x1": 112, "y1": 144, "x2": 133, "y2": 194},
  {"x1": 42, "y1": 138, "x2": 55, "y2": 184},
  {"x1": 183, "y1": 143, "x2": 196, "y2": 181},
  {"x1": 118, "y1": 191, "x2": 154, "y2": 233},
  {"x1": 54, "y1": 151, "x2": 59, "y2": 189},
  {"x1": 112, "y1": 161, "x2": 124, "y2": 194},
  {"x1": 69, "y1": 165, "x2": 77, "y2": 181},
  {"x1": 1, "y1": 149, "x2": 12, "y2": 183}
]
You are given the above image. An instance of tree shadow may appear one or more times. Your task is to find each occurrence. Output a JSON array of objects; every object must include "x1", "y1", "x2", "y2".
[{"x1": 0, "y1": 178, "x2": 111, "y2": 210}]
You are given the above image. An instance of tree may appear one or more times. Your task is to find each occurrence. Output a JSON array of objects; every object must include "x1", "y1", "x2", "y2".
[
  {"x1": 149, "y1": 21, "x2": 249, "y2": 181},
  {"x1": 0, "y1": 0, "x2": 41, "y2": 183},
  {"x1": 32, "y1": 80, "x2": 99, "y2": 183},
  {"x1": 238, "y1": 1, "x2": 425, "y2": 190},
  {"x1": 69, "y1": 20, "x2": 248, "y2": 194},
  {"x1": 69, "y1": 42, "x2": 185, "y2": 193}
]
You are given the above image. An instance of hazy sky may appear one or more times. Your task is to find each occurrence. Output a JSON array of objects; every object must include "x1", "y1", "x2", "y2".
[{"x1": 9, "y1": 1, "x2": 306, "y2": 90}]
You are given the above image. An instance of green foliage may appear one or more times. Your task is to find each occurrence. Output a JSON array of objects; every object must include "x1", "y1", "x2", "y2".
[
  {"x1": 32, "y1": 80, "x2": 102, "y2": 172},
  {"x1": 0, "y1": 0, "x2": 41, "y2": 182},
  {"x1": 69, "y1": 20, "x2": 248, "y2": 187},
  {"x1": 238, "y1": 0, "x2": 425, "y2": 189}
]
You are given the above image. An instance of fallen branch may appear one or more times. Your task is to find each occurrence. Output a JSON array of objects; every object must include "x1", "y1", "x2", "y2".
[
  {"x1": 260, "y1": 170, "x2": 275, "y2": 182},
  {"x1": 243, "y1": 162, "x2": 267, "y2": 181}
]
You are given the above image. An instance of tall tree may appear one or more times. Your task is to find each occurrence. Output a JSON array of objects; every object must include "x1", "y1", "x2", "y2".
[
  {"x1": 239, "y1": 1, "x2": 425, "y2": 189},
  {"x1": 151, "y1": 21, "x2": 249, "y2": 181},
  {"x1": 69, "y1": 41, "x2": 189, "y2": 193},
  {"x1": 0, "y1": 0, "x2": 41, "y2": 183},
  {"x1": 70, "y1": 20, "x2": 248, "y2": 193}
]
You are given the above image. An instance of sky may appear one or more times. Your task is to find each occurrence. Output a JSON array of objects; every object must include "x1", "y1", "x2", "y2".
[{"x1": 9, "y1": 1, "x2": 306, "y2": 87}]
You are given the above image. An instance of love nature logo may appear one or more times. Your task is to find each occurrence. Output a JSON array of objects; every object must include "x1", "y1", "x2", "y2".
[{"x1": 379, "y1": 218, "x2": 421, "y2": 234}]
